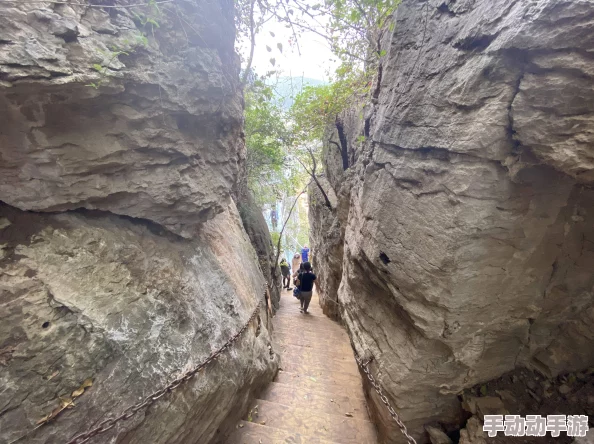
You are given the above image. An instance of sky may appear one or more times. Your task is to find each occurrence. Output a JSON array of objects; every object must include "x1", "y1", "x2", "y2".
[{"x1": 238, "y1": 14, "x2": 340, "y2": 82}]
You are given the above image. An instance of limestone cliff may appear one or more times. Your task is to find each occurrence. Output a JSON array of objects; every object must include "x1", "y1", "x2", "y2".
[
  {"x1": 0, "y1": 0, "x2": 278, "y2": 443},
  {"x1": 238, "y1": 191, "x2": 282, "y2": 312},
  {"x1": 310, "y1": 0, "x2": 594, "y2": 442}
]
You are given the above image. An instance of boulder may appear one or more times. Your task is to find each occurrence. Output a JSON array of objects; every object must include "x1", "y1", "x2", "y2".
[
  {"x1": 461, "y1": 396, "x2": 506, "y2": 420},
  {"x1": 308, "y1": 176, "x2": 343, "y2": 319},
  {"x1": 309, "y1": 0, "x2": 594, "y2": 441},
  {"x1": 0, "y1": 0, "x2": 243, "y2": 238},
  {"x1": 0, "y1": 201, "x2": 278, "y2": 444},
  {"x1": 459, "y1": 417, "x2": 487, "y2": 444},
  {"x1": 425, "y1": 425, "x2": 453, "y2": 444},
  {"x1": 0, "y1": 0, "x2": 279, "y2": 442}
]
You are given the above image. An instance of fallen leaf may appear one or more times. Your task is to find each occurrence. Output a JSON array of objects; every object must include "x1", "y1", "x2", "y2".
[
  {"x1": 72, "y1": 387, "x2": 85, "y2": 398},
  {"x1": 47, "y1": 371, "x2": 60, "y2": 380},
  {"x1": 239, "y1": 424, "x2": 244, "y2": 428},
  {"x1": 82, "y1": 378, "x2": 93, "y2": 388},
  {"x1": 60, "y1": 397, "x2": 75, "y2": 409},
  {"x1": 345, "y1": 412, "x2": 353, "y2": 417},
  {"x1": 36, "y1": 413, "x2": 52, "y2": 425},
  {"x1": 309, "y1": 377, "x2": 317, "y2": 382},
  {"x1": 260, "y1": 421, "x2": 266, "y2": 425}
]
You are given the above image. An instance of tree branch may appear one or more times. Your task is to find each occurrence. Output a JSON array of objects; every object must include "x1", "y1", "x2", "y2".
[
  {"x1": 271, "y1": 184, "x2": 309, "y2": 282},
  {"x1": 240, "y1": 0, "x2": 257, "y2": 85}
]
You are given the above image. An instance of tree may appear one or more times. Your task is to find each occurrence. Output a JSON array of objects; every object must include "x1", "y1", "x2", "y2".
[
  {"x1": 235, "y1": 0, "x2": 401, "y2": 80},
  {"x1": 244, "y1": 76, "x2": 288, "y2": 203},
  {"x1": 236, "y1": 0, "x2": 403, "y2": 281}
]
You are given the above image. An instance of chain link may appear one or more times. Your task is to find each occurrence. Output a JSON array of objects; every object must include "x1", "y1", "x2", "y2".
[
  {"x1": 319, "y1": 293, "x2": 340, "y2": 306},
  {"x1": 66, "y1": 288, "x2": 266, "y2": 444},
  {"x1": 355, "y1": 355, "x2": 417, "y2": 444}
]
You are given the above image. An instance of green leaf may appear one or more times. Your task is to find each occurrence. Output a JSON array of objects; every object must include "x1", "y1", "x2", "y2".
[
  {"x1": 269, "y1": 58, "x2": 276, "y2": 66},
  {"x1": 92, "y1": 64, "x2": 103, "y2": 72},
  {"x1": 266, "y1": 45, "x2": 272, "y2": 52},
  {"x1": 277, "y1": 42, "x2": 283, "y2": 53},
  {"x1": 146, "y1": 18, "x2": 160, "y2": 28}
]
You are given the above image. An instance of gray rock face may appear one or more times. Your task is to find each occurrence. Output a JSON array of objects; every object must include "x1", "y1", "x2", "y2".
[
  {"x1": 0, "y1": 0, "x2": 278, "y2": 442},
  {"x1": 308, "y1": 177, "x2": 342, "y2": 319},
  {"x1": 0, "y1": 202, "x2": 278, "y2": 444},
  {"x1": 309, "y1": 0, "x2": 594, "y2": 442},
  {"x1": 0, "y1": 0, "x2": 243, "y2": 238},
  {"x1": 238, "y1": 192, "x2": 282, "y2": 312}
]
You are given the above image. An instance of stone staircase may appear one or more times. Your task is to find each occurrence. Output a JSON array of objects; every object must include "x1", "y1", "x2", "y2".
[{"x1": 228, "y1": 291, "x2": 378, "y2": 443}]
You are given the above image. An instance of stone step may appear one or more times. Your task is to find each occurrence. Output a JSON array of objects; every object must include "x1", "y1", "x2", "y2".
[
  {"x1": 277, "y1": 346, "x2": 360, "y2": 375},
  {"x1": 245, "y1": 399, "x2": 377, "y2": 444},
  {"x1": 260, "y1": 382, "x2": 370, "y2": 420},
  {"x1": 274, "y1": 326, "x2": 350, "y2": 342},
  {"x1": 273, "y1": 342, "x2": 355, "y2": 363},
  {"x1": 275, "y1": 309, "x2": 330, "y2": 319},
  {"x1": 280, "y1": 353, "x2": 361, "y2": 377},
  {"x1": 231, "y1": 291, "x2": 376, "y2": 443},
  {"x1": 274, "y1": 323, "x2": 347, "y2": 338},
  {"x1": 227, "y1": 420, "x2": 341, "y2": 444},
  {"x1": 273, "y1": 333, "x2": 354, "y2": 354},
  {"x1": 273, "y1": 315, "x2": 346, "y2": 333},
  {"x1": 274, "y1": 371, "x2": 366, "y2": 399}
]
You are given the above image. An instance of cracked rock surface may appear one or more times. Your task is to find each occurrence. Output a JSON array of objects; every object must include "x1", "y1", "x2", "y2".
[
  {"x1": 0, "y1": 0, "x2": 243, "y2": 238},
  {"x1": 0, "y1": 0, "x2": 278, "y2": 442},
  {"x1": 310, "y1": 0, "x2": 594, "y2": 442}
]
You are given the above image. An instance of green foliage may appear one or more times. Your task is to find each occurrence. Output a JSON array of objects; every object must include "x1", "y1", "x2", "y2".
[
  {"x1": 236, "y1": 0, "x2": 402, "y2": 144},
  {"x1": 236, "y1": 0, "x2": 404, "y2": 253},
  {"x1": 132, "y1": 0, "x2": 162, "y2": 34},
  {"x1": 290, "y1": 64, "x2": 370, "y2": 144},
  {"x1": 87, "y1": 0, "x2": 158, "y2": 89},
  {"x1": 323, "y1": 0, "x2": 401, "y2": 66},
  {"x1": 244, "y1": 77, "x2": 289, "y2": 201},
  {"x1": 87, "y1": 47, "x2": 132, "y2": 89},
  {"x1": 270, "y1": 231, "x2": 281, "y2": 249}
]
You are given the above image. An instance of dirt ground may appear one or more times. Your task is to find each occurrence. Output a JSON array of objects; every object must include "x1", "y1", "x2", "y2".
[{"x1": 459, "y1": 367, "x2": 594, "y2": 443}]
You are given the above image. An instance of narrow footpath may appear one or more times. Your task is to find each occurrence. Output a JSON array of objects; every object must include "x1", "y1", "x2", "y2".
[{"x1": 229, "y1": 291, "x2": 378, "y2": 443}]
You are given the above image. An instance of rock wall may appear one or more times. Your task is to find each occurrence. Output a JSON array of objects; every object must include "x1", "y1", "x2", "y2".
[
  {"x1": 310, "y1": 0, "x2": 594, "y2": 442},
  {"x1": 0, "y1": 0, "x2": 243, "y2": 238},
  {"x1": 308, "y1": 176, "x2": 342, "y2": 319},
  {"x1": 0, "y1": 0, "x2": 278, "y2": 443},
  {"x1": 238, "y1": 191, "x2": 282, "y2": 312}
]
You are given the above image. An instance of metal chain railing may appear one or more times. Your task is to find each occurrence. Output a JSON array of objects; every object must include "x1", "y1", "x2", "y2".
[
  {"x1": 355, "y1": 355, "x2": 418, "y2": 444},
  {"x1": 66, "y1": 288, "x2": 266, "y2": 444},
  {"x1": 319, "y1": 294, "x2": 340, "y2": 306}
]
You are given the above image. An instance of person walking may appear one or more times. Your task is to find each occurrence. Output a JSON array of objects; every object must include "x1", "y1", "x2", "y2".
[
  {"x1": 301, "y1": 245, "x2": 310, "y2": 263},
  {"x1": 280, "y1": 257, "x2": 292, "y2": 290},
  {"x1": 291, "y1": 252, "x2": 301, "y2": 276},
  {"x1": 296, "y1": 261, "x2": 318, "y2": 314}
]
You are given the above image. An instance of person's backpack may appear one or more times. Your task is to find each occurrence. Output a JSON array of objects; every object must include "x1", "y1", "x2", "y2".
[{"x1": 293, "y1": 271, "x2": 303, "y2": 299}]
